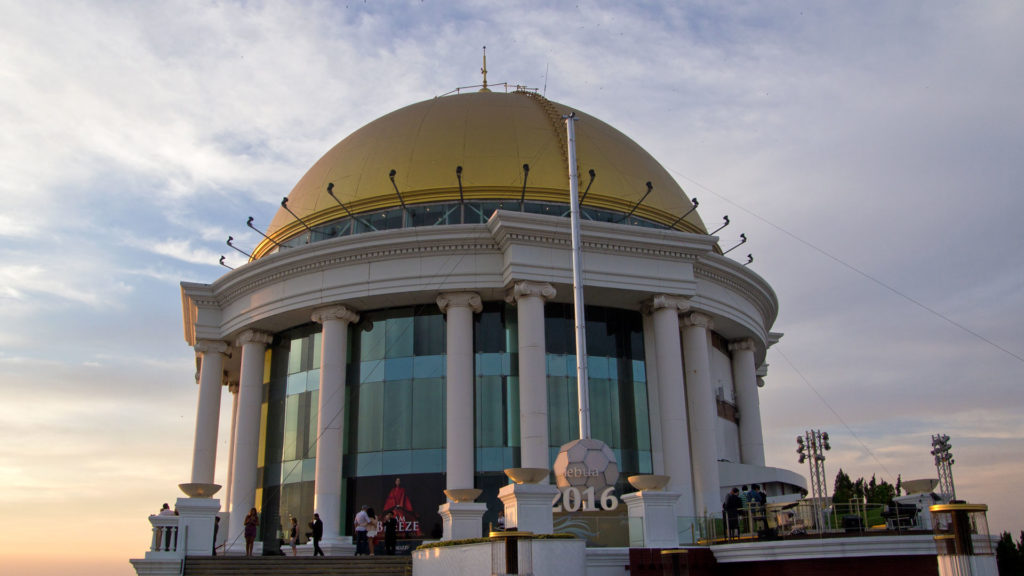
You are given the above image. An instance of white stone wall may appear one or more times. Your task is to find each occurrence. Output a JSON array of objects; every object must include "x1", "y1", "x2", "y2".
[{"x1": 413, "y1": 539, "x2": 586, "y2": 576}]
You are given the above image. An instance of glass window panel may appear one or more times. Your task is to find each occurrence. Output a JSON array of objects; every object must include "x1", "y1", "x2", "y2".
[
  {"x1": 307, "y1": 389, "x2": 319, "y2": 456},
  {"x1": 545, "y1": 306, "x2": 571, "y2": 355},
  {"x1": 282, "y1": 460, "x2": 302, "y2": 484},
  {"x1": 356, "y1": 452, "x2": 382, "y2": 476},
  {"x1": 413, "y1": 355, "x2": 444, "y2": 379},
  {"x1": 360, "y1": 321, "x2": 385, "y2": 361},
  {"x1": 475, "y1": 306, "x2": 507, "y2": 353},
  {"x1": 634, "y1": 381, "x2": 651, "y2": 451},
  {"x1": 385, "y1": 315, "x2": 414, "y2": 358},
  {"x1": 411, "y1": 449, "x2": 445, "y2": 473},
  {"x1": 414, "y1": 313, "x2": 445, "y2": 356},
  {"x1": 547, "y1": 354, "x2": 567, "y2": 377},
  {"x1": 382, "y1": 379, "x2": 412, "y2": 450},
  {"x1": 312, "y1": 332, "x2": 322, "y2": 368},
  {"x1": 412, "y1": 378, "x2": 444, "y2": 449},
  {"x1": 385, "y1": 357, "x2": 413, "y2": 380},
  {"x1": 286, "y1": 372, "x2": 307, "y2": 396},
  {"x1": 288, "y1": 338, "x2": 304, "y2": 374},
  {"x1": 360, "y1": 360, "x2": 385, "y2": 384},
  {"x1": 632, "y1": 360, "x2": 646, "y2": 382},
  {"x1": 476, "y1": 375, "x2": 504, "y2": 448},
  {"x1": 306, "y1": 369, "x2": 320, "y2": 392},
  {"x1": 381, "y1": 450, "x2": 413, "y2": 475},
  {"x1": 477, "y1": 353, "x2": 504, "y2": 376},
  {"x1": 357, "y1": 381, "x2": 383, "y2": 452},
  {"x1": 506, "y1": 376, "x2": 520, "y2": 447},
  {"x1": 283, "y1": 394, "x2": 299, "y2": 461},
  {"x1": 589, "y1": 356, "x2": 608, "y2": 379},
  {"x1": 547, "y1": 376, "x2": 576, "y2": 448}
]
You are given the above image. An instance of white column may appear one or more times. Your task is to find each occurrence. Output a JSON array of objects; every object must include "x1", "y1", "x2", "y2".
[
  {"x1": 730, "y1": 339, "x2": 765, "y2": 467},
  {"x1": 224, "y1": 382, "x2": 239, "y2": 513},
  {"x1": 227, "y1": 329, "x2": 272, "y2": 552},
  {"x1": 437, "y1": 292, "x2": 482, "y2": 492},
  {"x1": 506, "y1": 281, "x2": 556, "y2": 472},
  {"x1": 311, "y1": 305, "x2": 359, "y2": 546},
  {"x1": 682, "y1": 311, "x2": 720, "y2": 517},
  {"x1": 646, "y1": 295, "x2": 694, "y2": 518},
  {"x1": 191, "y1": 340, "x2": 230, "y2": 484}
]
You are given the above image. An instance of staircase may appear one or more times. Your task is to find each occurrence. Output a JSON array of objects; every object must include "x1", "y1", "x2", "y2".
[{"x1": 184, "y1": 555, "x2": 412, "y2": 576}]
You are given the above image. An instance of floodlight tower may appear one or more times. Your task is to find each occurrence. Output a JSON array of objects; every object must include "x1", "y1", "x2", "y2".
[
  {"x1": 797, "y1": 430, "x2": 831, "y2": 530},
  {"x1": 931, "y1": 434, "x2": 956, "y2": 501}
]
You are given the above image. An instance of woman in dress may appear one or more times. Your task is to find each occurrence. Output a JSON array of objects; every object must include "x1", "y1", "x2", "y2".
[
  {"x1": 243, "y1": 508, "x2": 259, "y2": 556},
  {"x1": 289, "y1": 516, "x2": 299, "y2": 556},
  {"x1": 366, "y1": 507, "x2": 378, "y2": 556}
]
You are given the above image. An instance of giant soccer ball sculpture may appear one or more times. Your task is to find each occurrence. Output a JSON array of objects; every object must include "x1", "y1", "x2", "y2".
[{"x1": 553, "y1": 437, "x2": 619, "y2": 493}]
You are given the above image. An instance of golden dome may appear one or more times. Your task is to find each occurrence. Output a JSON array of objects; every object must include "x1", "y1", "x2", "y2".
[{"x1": 256, "y1": 90, "x2": 705, "y2": 258}]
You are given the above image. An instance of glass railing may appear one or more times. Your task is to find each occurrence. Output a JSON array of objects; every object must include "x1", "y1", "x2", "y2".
[
  {"x1": 706, "y1": 499, "x2": 933, "y2": 545},
  {"x1": 266, "y1": 201, "x2": 675, "y2": 256}
]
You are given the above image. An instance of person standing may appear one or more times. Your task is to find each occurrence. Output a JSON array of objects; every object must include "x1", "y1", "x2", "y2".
[
  {"x1": 723, "y1": 488, "x2": 742, "y2": 540},
  {"x1": 212, "y1": 516, "x2": 220, "y2": 555},
  {"x1": 289, "y1": 516, "x2": 299, "y2": 556},
  {"x1": 243, "y1": 508, "x2": 259, "y2": 556},
  {"x1": 383, "y1": 512, "x2": 398, "y2": 555},
  {"x1": 353, "y1": 505, "x2": 370, "y2": 555},
  {"x1": 366, "y1": 507, "x2": 378, "y2": 557},
  {"x1": 310, "y1": 513, "x2": 324, "y2": 556}
]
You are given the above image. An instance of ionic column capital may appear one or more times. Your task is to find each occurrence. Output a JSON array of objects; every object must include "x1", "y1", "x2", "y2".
[
  {"x1": 505, "y1": 281, "x2": 556, "y2": 304},
  {"x1": 682, "y1": 311, "x2": 714, "y2": 330},
  {"x1": 235, "y1": 329, "x2": 273, "y2": 348},
  {"x1": 728, "y1": 338, "x2": 755, "y2": 353},
  {"x1": 643, "y1": 294, "x2": 690, "y2": 315},
  {"x1": 312, "y1": 305, "x2": 360, "y2": 325},
  {"x1": 194, "y1": 339, "x2": 230, "y2": 357},
  {"x1": 436, "y1": 292, "x2": 483, "y2": 314}
]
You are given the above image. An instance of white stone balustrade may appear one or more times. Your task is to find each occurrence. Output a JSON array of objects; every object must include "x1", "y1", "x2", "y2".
[{"x1": 146, "y1": 515, "x2": 181, "y2": 559}]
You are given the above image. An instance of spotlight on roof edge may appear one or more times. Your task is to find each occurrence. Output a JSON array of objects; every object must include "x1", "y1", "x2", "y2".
[
  {"x1": 668, "y1": 197, "x2": 698, "y2": 228},
  {"x1": 226, "y1": 236, "x2": 251, "y2": 258},
  {"x1": 219, "y1": 255, "x2": 233, "y2": 270},
  {"x1": 247, "y1": 216, "x2": 285, "y2": 249},
  {"x1": 723, "y1": 233, "x2": 747, "y2": 255},
  {"x1": 389, "y1": 169, "x2": 408, "y2": 213},
  {"x1": 280, "y1": 197, "x2": 314, "y2": 233},
  {"x1": 710, "y1": 215, "x2": 730, "y2": 235},
  {"x1": 579, "y1": 169, "x2": 596, "y2": 205},
  {"x1": 620, "y1": 181, "x2": 654, "y2": 222}
]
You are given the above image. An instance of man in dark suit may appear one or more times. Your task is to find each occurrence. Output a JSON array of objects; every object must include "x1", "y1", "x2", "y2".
[{"x1": 310, "y1": 513, "x2": 324, "y2": 556}]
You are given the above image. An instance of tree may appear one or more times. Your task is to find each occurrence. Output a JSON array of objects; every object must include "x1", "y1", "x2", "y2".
[
  {"x1": 833, "y1": 469, "x2": 854, "y2": 507},
  {"x1": 996, "y1": 531, "x2": 1024, "y2": 575}
]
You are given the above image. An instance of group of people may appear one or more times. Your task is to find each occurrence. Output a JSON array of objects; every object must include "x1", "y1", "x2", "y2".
[
  {"x1": 353, "y1": 505, "x2": 399, "y2": 556},
  {"x1": 241, "y1": 508, "x2": 325, "y2": 557},
  {"x1": 722, "y1": 484, "x2": 768, "y2": 539}
]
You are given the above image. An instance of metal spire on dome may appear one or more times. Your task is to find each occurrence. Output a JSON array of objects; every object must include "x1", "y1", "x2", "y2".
[{"x1": 479, "y1": 46, "x2": 490, "y2": 92}]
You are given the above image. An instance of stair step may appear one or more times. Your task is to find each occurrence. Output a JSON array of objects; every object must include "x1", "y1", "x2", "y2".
[{"x1": 184, "y1": 555, "x2": 412, "y2": 576}]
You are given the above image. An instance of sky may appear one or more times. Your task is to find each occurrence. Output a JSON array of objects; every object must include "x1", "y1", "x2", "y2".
[{"x1": 1, "y1": 1, "x2": 1022, "y2": 574}]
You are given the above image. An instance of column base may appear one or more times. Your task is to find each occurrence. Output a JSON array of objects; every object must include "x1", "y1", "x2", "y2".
[
  {"x1": 320, "y1": 536, "x2": 356, "y2": 556},
  {"x1": 623, "y1": 490, "x2": 682, "y2": 549},
  {"x1": 439, "y1": 501, "x2": 487, "y2": 540},
  {"x1": 175, "y1": 496, "x2": 221, "y2": 557},
  {"x1": 498, "y1": 483, "x2": 559, "y2": 535}
]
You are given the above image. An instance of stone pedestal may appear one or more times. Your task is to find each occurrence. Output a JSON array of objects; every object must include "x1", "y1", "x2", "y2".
[
  {"x1": 622, "y1": 491, "x2": 682, "y2": 549},
  {"x1": 176, "y1": 496, "x2": 221, "y2": 556},
  {"x1": 498, "y1": 483, "x2": 559, "y2": 535},
  {"x1": 439, "y1": 501, "x2": 487, "y2": 540}
]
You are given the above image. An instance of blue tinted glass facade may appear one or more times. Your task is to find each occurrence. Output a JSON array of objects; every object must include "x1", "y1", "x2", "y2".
[{"x1": 260, "y1": 301, "x2": 651, "y2": 540}]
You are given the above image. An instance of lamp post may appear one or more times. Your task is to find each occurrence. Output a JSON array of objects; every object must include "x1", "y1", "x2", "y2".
[
  {"x1": 797, "y1": 430, "x2": 831, "y2": 531},
  {"x1": 931, "y1": 434, "x2": 956, "y2": 502}
]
